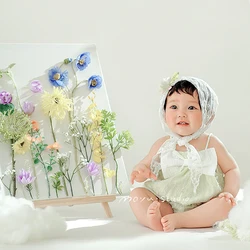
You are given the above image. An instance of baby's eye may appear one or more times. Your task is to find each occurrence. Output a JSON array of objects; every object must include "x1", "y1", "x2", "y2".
[
  {"x1": 188, "y1": 106, "x2": 197, "y2": 110},
  {"x1": 170, "y1": 105, "x2": 177, "y2": 109}
]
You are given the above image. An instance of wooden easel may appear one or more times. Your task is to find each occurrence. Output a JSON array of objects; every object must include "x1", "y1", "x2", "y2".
[{"x1": 33, "y1": 195, "x2": 116, "y2": 218}]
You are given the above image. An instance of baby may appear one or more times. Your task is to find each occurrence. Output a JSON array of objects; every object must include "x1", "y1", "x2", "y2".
[{"x1": 130, "y1": 74, "x2": 240, "y2": 232}]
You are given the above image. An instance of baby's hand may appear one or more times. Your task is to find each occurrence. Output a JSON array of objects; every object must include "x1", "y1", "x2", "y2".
[
  {"x1": 130, "y1": 165, "x2": 157, "y2": 184},
  {"x1": 218, "y1": 192, "x2": 237, "y2": 206}
]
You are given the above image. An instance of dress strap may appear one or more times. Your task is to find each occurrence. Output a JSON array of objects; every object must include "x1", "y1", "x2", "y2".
[{"x1": 205, "y1": 133, "x2": 213, "y2": 149}]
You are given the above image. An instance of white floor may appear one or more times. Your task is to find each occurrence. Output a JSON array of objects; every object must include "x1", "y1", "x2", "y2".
[{"x1": 1, "y1": 196, "x2": 250, "y2": 250}]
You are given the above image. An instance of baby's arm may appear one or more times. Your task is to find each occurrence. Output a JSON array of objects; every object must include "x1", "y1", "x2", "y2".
[
  {"x1": 210, "y1": 135, "x2": 240, "y2": 204},
  {"x1": 130, "y1": 136, "x2": 168, "y2": 184}
]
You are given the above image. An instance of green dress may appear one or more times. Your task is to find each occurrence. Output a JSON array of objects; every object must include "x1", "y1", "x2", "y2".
[{"x1": 144, "y1": 148, "x2": 225, "y2": 213}]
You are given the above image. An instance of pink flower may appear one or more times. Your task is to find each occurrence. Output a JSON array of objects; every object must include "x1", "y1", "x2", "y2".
[
  {"x1": 30, "y1": 80, "x2": 42, "y2": 93},
  {"x1": 17, "y1": 169, "x2": 36, "y2": 185},
  {"x1": 0, "y1": 91, "x2": 12, "y2": 104},
  {"x1": 87, "y1": 161, "x2": 100, "y2": 176},
  {"x1": 22, "y1": 101, "x2": 35, "y2": 115}
]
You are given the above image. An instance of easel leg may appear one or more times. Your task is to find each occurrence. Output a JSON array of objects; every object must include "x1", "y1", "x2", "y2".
[{"x1": 102, "y1": 202, "x2": 113, "y2": 218}]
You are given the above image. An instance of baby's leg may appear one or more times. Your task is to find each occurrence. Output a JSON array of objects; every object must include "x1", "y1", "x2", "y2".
[
  {"x1": 161, "y1": 197, "x2": 233, "y2": 232},
  {"x1": 129, "y1": 188, "x2": 173, "y2": 231}
]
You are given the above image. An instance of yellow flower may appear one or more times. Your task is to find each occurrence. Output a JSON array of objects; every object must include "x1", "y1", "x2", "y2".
[
  {"x1": 92, "y1": 149, "x2": 105, "y2": 163},
  {"x1": 87, "y1": 94, "x2": 102, "y2": 125},
  {"x1": 103, "y1": 167, "x2": 115, "y2": 178},
  {"x1": 12, "y1": 135, "x2": 31, "y2": 154},
  {"x1": 41, "y1": 87, "x2": 72, "y2": 120},
  {"x1": 90, "y1": 109, "x2": 102, "y2": 123},
  {"x1": 91, "y1": 132, "x2": 102, "y2": 145},
  {"x1": 90, "y1": 132, "x2": 105, "y2": 163}
]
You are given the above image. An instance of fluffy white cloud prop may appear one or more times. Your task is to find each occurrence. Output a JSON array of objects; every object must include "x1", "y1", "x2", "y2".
[
  {"x1": 0, "y1": 194, "x2": 66, "y2": 244},
  {"x1": 217, "y1": 182, "x2": 250, "y2": 241}
]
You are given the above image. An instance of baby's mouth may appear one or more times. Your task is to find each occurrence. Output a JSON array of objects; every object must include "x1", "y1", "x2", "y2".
[{"x1": 177, "y1": 121, "x2": 189, "y2": 125}]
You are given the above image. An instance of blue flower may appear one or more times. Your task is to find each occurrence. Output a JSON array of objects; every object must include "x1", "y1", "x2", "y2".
[
  {"x1": 48, "y1": 67, "x2": 68, "y2": 88},
  {"x1": 88, "y1": 75, "x2": 102, "y2": 90},
  {"x1": 76, "y1": 52, "x2": 91, "y2": 71}
]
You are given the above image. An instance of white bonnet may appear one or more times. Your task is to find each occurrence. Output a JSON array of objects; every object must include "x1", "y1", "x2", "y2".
[{"x1": 159, "y1": 74, "x2": 218, "y2": 142}]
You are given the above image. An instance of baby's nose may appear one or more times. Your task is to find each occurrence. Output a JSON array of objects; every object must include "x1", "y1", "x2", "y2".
[{"x1": 178, "y1": 113, "x2": 187, "y2": 118}]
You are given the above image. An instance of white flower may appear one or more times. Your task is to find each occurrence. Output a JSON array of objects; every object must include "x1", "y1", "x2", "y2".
[{"x1": 160, "y1": 72, "x2": 179, "y2": 93}]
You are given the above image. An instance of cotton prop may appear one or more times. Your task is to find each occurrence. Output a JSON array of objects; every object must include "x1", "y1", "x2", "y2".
[
  {"x1": 217, "y1": 182, "x2": 250, "y2": 241},
  {"x1": 0, "y1": 194, "x2": 67, "y2": 244}
]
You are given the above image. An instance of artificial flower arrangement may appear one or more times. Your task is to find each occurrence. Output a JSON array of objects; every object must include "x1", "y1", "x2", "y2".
[{"x1": 0, "y1": 45, "x2": 133, "y2": 200}]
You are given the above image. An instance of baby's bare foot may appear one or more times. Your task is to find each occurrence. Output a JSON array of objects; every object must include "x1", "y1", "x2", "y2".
[
  {"x1": 161, "y1": 214, "x2": 180, "y2": 232},
  {"x1": 147, "y1": 201, "x2": 163, "y2": 231}
]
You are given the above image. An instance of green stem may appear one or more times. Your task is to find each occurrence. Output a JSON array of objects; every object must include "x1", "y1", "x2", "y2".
[
  {"x1": 49, "y1": 116, "x2": 56, "y2": 142},
  {"x1": 27, "y1": 185, "x2": 33, "y2": 199},
  {"x1": 109, "y1": 140, "x2": 122, "y2": 195},
  {"x1": 1, "y1": 178, "x2": 12, "y2": 195},
  {"x1": 49, "y1": 116, "x2": 69, "y2": 196},
  {"x1": 68, "y1": 112, "x2": 87, "y2": 194},
  {"x1": 101, "y1": 159, "x2": 109, "y2": 195},
  {"x1": 112, "y1": 152, "x2": 121, "y2": 195},
  {"x1": 43, "y1": 166, "x2": 51, "y2": 198},
  {"x1": 71, "y1": 59, "x2": 87, "y2": 97},
  {"x1": 58, "y1": 163, "x2": 69, "y2": 196},
  {"x1": 58, "y1": 63, "x2": 64, "y2": 69},
  {"x1": 77, "y1": 137, "x2": 86, "y2": 158},
  {"x1": 66, "y1": 170, "x2": 74, "y2": 196},
  {"x1": 98, "y1": 141, "x2": 108, "y2": 194},
  {"x1": 8, "y1": 72, "x2": 23, "y2": 111},
  {"x1": 33, "y1": 143, "x2": 51, "y2": 198},
  {"x1": 60, "y1": 169, "x2": 76, "y2": 197},
  {"x1": 69, "y1": 181, "x2": 74, "y2": 196},
  {"x1": 10, "y1": 139, "x2": 16, "y2": 197},
  {"x1": 81, "y1": 127, "x2": 94, "y2": 162},
  {"x1": 30, "y1": 151, "x2": 39, "y2": 199},
  {"x1": 90, "y1": 176, "x2": 95, "y2": 195}
]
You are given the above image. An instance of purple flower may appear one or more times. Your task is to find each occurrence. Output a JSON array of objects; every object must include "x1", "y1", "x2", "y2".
[
  {"x1": 17, "y1": 169, "x2": 36, "y2": 185},
  {"x1": 87, "y1": 162, "x2": 100, "y2": 176},
  {"x1": 0, "y1": 91, "x2": 12, "y2": 104},
  {"x1": 76, "y1": 52, "x2": 91, "y2": 71},
  {"x1": 48, "y1": 67, "x2": 69, "y2": 88},
  {"x1": 88, "y1": 75, "x2": 102, "y2": 90},
  {"x1": 30, "y1": 80, "x2": 42, "y2": 93},
  {"x1": 22, "y1": 101, "x2": 35, "y2": 115}
]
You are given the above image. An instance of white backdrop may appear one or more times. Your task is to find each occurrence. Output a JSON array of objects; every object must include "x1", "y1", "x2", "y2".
[{"x1": 0, "y1": 0, "x2": 250, "y2": 186}]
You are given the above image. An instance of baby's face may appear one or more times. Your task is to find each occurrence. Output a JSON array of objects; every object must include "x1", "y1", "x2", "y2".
[{"x1": 165, "y1": 90, "x2": 202, "y2": 137}]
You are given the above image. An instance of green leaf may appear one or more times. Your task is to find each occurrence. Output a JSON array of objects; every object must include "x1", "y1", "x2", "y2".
[
  {"x1": 8, "y1": 63, "x2": 16, "y2": 69},
  {"x1": 34, "y1": 158, "x2": 40, "y2": 164},
  {"x1": 57, "y1": 185, "x2": 63, "y2": 191},
  {"x1": 47, "y1": 165, "x2": 52, "y2": 172},
  {"x1": 0, "y1": 103, "x2": 15, "y2": 114}
]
